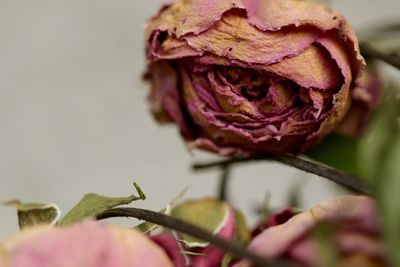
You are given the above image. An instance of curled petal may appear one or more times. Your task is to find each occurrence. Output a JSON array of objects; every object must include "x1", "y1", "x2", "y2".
[
  {"x1": 263, "y1": 44, "x2": 343, "y2": 90},
  {"x1": 145, "y1": 0, "x2": 245, "y2": 39},
  {"x1": 147, "y1": 62, "x2": 194, "y2": 138},
  {"x1": 243, "y1": 0, "x2": 341, "y2": 31},
  {"x1": 235, "y1": 196, "x2": 382, "y2": 267},
  {"x1": 185, "y1": 13, "x2": 319, "y2": 65}
]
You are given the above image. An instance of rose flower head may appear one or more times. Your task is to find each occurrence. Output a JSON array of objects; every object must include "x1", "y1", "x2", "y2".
[
  {"x1": 0, "y1": 221, "x2": 174, "y2": 267},
  {"x1": 145, "y1": 0, "x2": 365, "y2": 156},
  {"x1": 236, "y1": 196, "x2": 390, "y2": 267}
]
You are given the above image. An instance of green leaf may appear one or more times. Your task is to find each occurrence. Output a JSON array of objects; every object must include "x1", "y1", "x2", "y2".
[
  {"x1": 307, "y1": 134, "x2": 361, "y2": 176},
  {"x1": 171, "y1": 198, "x2": 228, "y2": 248},
  {"x1": 135, "y1": 187, "x2": 188, "y2": 234},
  {"x1": 60, "y1": 183, "x2": 146, "y2": 225},
  {"x1": 308, "y1": 83, "x2": 400, "y2": 180},
  {"x1": 359, "y1": 84, "x2": 400, "y2": 266},
  {"x1": 379, "y1": 134, "x2": 400, "y2": 267},
  {"x1": 2, "y1": 200, "x2": 61, "y2": 229},
  {"x1": 360, "y1": 86, "x2": 400, "y2": 182},
  {"x1": 221, "y1": 253, "x2": 234, "y2": 267},
  {"x1": 313, "y1": 223, "x2": 339, "y2": 267}
]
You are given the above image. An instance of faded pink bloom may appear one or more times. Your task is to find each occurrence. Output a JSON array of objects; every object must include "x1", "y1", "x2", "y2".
[
  {"x1": 0, "y1": 221, "x2": 174, "y2": 267},
  {"x1": 336, "y1": 70, "x2": 383, "y2": 138},
  {"x1": 252, "y1": 208, "x2": 300, "y2": 238},
  {"x1": 145, "y1": 0, "x2": 365, "y2": 156},
  {"x1": 236, "y1": 196, "x2": 390, "y2": 267}
]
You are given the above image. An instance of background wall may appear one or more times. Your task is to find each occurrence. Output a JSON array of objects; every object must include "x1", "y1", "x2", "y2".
[{"x1": 0, "y1": 0, "x2": 399, "y2": 239}]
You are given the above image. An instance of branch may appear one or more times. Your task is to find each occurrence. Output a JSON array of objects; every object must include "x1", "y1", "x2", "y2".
[
  {"x1": 193, "y1": 154, "x2": 372, "y2": 196},
  {"x1": 360, "y1": 42, "x2": 400, "y2": 70},
  {"x1": 97, "y1": 207, "x2": 297, "y2": 267},
  {"x1": 218, "y1": 164, "x2": 231, "y2": 201}
]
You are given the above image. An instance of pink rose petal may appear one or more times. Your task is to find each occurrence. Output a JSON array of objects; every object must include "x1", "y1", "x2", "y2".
[{"x1": 1, "y1": 221, "x2": 174, "y2": 267}]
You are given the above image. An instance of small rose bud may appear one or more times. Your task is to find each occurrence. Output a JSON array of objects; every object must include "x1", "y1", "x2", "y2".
[
  {"x1": 236, "y1": 196, "x2": 390, "y2": 267},
  {"x1": 145, "y1": 0, "x2": 365, "y2": 156},
  {"x1": 151, "y1": 198, "x2": 249, "y2": 267},
  {"x1": 0, "y1": 221, "x2": 174, "y2": 267}
]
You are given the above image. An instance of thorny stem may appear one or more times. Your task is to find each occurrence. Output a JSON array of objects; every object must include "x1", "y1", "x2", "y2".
[
  {"x1": 193, "y1": 154, "x2": 372, "y2": 196},
  {"x1": 97, "y1": 207, "x2": 297, "y2": 267},
  {"x1": 360, "y1": 42, "x2": 400, "y2": 70}
]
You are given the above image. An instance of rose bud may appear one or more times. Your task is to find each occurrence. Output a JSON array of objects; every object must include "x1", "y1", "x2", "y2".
[
  {"x1": 145, "y1": 0, "x2": 365, "y2": 156},
  {"x1": 151, "y1": 198, "x2": 250, "y2": 267},
  {"x1": 235, "y1": 196, "x2": 390, "y2": 267},
  {"x1": 0, "y1": 221, "x2": 174, "y2": 267}
]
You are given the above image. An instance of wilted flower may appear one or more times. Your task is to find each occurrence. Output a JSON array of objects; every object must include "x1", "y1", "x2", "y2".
[
  {"x1": 0, "y1": 221, "x2": 174, "y2": 267},
  {"x1": 151, "y1": 198, "x2": 249, "y2": 267},
  {"x1": 236, "y1": 196, "x2": 390, "y2": 267},
  {"x1": 145, "y1": 0, "x2": 365, "y2": 156},
  {"x1": 251, "y1": 208, "x2": 300, "y2": 238}
]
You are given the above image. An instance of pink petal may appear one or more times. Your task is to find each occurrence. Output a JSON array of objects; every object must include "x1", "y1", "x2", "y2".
[
  {"x1": 149, "y1": 31, "x2": 202, "y2": 61},
  {"x1": 1, "y1": 221, "x2": 173, "y2": 267},
  {"x1": 185, "y1": 13, "x2": 319, "y2": 65},
  {"x1": 192, "y1": 208, "x2": 236, "y2": 267},
  {"x1": 235, "y1": 196, "x2": 378, "y2": 267},
  {"x1": 335, "y1": 232, "x2": 388, "y2": 260},
  {"x1": 147, "y1": 62, "x2": 194, "y2": 139},
  {"x1": 336, "y1": 71, "x2": 383, "y2": 138},
  {"x1": 151, "y1": 233, "x2": 187, "y2": 267},
  {"x1": 145, "y1": 0, "x2": 245, "y2": 40},
  {"x1": 242, "y1": 0, "x2": 342, "y2": 31},
  {"x1": 263, "y1": 44, "x2": 343, "y2": 90}
]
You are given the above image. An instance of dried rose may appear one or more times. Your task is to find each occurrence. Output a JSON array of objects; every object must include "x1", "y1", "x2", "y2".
[
  {"x1": 251, "y1": 208, "x2": 300, "y2": 238},
  {"x1": 151, "y1": 198, "x2": 250, "y2": 267},
  {"x1": 0, "y1": 221, "x2": 174, "y2": 267},
  {"x1": 236, "y1": 196, "x2": 390, "y2": 267},
  {"x1": 145, "y1": 0, "x2": 365, "y2": 156}
]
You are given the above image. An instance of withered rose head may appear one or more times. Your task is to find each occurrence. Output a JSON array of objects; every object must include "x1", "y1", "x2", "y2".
[
  {"x1": 236, "y1": 196, "x2": 390, "y2": 267},
  {"x1": 145, "y1": 0, "x2": 365, "y2": 156}
]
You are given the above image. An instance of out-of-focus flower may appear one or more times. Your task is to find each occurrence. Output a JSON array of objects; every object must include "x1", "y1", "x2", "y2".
[
  {"x1": 235, "y1": 196, "x2": 390, "y2": 267},
  {"x1": 336, "y1": 70, "x2": 384, "y2": 138},
  {"x1": 151, "y1": 198, "x2": 249, "y2": 267},
  {"x1": 0, "y1": 221, "x2": 174, "y2": 267},
  {"x1": 145, "y1": 0, "x2": 365, "y2": 156},
  {"x1": 251, "y1": 208, "x2": 300, "y2": 238}
]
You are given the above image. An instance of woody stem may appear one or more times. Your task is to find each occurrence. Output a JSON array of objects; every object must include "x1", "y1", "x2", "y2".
[{"x1": 193, "y1": 154, "x2": 372, "y2": 196}]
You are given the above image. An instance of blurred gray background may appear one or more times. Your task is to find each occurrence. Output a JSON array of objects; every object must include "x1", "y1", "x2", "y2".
[{"x1": 0, "y1": 0, "x2": 399, "y2": 239}]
